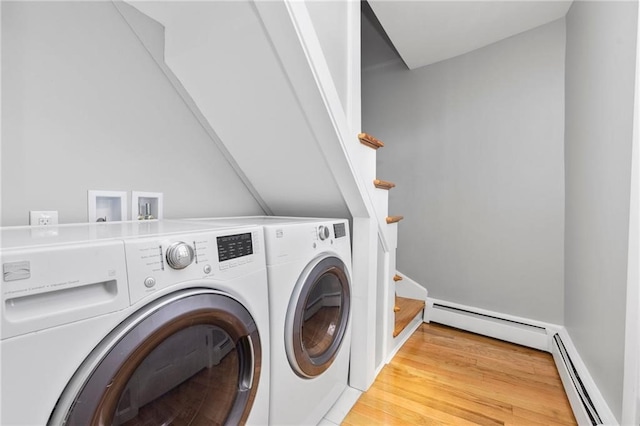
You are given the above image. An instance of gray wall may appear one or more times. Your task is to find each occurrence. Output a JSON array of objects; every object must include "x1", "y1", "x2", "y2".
[
  {"x1": 1, "y1": 1, "x2": 264, "y2": 226},
  {"x1": 362, "y1": 19, "x2": 566, "y2": 323},
  {"x1": 564, "y1": 0, "x2": 638, "y2": 421}
]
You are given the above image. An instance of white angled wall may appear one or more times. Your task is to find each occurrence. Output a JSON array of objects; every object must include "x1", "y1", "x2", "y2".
[
  {"x1": 305, "y1": 1, "x2": 350, "y2": 120},
  {"x1": 1, "y1": 1, "x2": 264, "y2": 225}
]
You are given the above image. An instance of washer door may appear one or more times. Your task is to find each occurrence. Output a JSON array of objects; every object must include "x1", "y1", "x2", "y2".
[
  {"x1": 49, "y1": 289, "x2": 261, "y2": 426},
  {"x1": 285, "y1": 256, "x2": 351, "y2": 378}
]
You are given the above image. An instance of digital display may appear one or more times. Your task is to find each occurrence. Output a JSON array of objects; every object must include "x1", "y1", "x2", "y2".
[
  {"x1": 333, "y1": 223, "x2": 346, "y2": 239},
  {"x1": 217, "y1": 233, "x2": 253, "y2": 262}
]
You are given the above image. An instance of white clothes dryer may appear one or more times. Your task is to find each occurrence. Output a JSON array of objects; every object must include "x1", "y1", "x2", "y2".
[
  {"x1": 187, "y1": 217, "x2": 352, "y2": 426},
  {"x1": 1, "y1": 220, "x2": 270, "y2": 426}
]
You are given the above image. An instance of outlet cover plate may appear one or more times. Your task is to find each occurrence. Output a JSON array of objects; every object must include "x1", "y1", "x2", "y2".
[{"x1": 29, "y1": 211, "x2": 59, "y2": 226}]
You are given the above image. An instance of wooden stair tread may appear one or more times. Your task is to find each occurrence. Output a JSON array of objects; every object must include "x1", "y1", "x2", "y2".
[
  {"x1": 358, "y1": 133, "x2": 384, "y2": 150},
  {"x1": 393, "y1": 296, "x2": 425, "y2": 337},
  {"x1": 374, "y1": 179, "x2": 396, "y2": 190},
  {"x1": 386, "y1": 215, "x2": 404, "y2": 224},
  {"x1": 393, "y1": 274, "x2": 403, "y2": 282}
]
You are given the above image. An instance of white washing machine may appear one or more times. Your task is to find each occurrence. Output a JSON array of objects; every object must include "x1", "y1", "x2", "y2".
[
  {"x1": 187, "y1": 217, "x2": 352, "y2": 426},
  {"x1": 1, "y1": 220, "x2": 270, "y2": 425}
]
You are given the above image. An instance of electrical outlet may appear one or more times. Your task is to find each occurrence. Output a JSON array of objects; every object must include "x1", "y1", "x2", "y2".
[{"x1": 29, "y1": 211, "x2": 59, "y2": 226}]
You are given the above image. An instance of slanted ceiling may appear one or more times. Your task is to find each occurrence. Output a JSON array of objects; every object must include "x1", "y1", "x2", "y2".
[
  {"x1": 367, "y1": 0, "x2": 573, "y2": 70},
  {"x1": 124, "y1": 1, "x2": 351, "y2": 219}
]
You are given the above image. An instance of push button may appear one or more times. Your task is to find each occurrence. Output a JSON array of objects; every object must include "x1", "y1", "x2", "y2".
[{"x1": 144, "y1": 277, "x2": 156, "y2": 288}]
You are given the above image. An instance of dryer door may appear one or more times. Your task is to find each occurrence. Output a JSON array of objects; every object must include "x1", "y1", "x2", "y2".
[
  {"x1": 286, "y1": 255, "x2": 351, "y2": 378},
  {"x1": 49, "y1": 289, "x2": 262, "y2": 426}
]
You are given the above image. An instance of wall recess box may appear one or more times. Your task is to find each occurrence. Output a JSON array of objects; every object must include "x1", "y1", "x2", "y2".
[
  {"x1": 132, "y1": 191, "x2": 163, "y2": 220},
  {"x1": 88, "y1": 190, "x2": 127, "y2": 222}
]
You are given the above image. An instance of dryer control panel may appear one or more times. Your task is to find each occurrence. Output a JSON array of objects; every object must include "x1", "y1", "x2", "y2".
[
  {"x1": 262, "y1": 219, "x2": 351, "y2": 266},
  {"x1": 124, "y1": 228, "x2": 264, "y2": 305}
]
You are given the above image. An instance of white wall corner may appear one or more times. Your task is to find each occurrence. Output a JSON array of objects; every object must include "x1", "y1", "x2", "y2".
[
  {"x1": 622, "y1": 5, "x2": 640, "y2": 423},
  {"x1": 113, "y1": 0, "x2": 165, "y2": 63}
]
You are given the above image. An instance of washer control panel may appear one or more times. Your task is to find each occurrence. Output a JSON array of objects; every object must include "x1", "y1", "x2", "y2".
[
  {"x1": 124, "y1": 228, "x2": 263, "y2": 304},
  {"x1": 165, "y1": 242, "x2": 195, "y2": 270}
]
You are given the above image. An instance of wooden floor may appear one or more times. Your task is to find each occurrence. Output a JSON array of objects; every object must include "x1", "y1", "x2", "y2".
[{"x1": 342, "y1": 323, "x2": 576, "y2": 426}]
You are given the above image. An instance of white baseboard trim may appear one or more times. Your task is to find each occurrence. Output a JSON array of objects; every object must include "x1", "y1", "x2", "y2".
[
  {"x1": 425, "y1": 297, "x2": 616, "y2": 425},
  {"x1": 385, "y1": 312, "x2": 423, "y2": 364},
  {"x1": 374, "y1": 359, "x2": 386, "y2": 378},
  {"x1": 323, "y1": 386, "x2": 362, "y2": 425}
]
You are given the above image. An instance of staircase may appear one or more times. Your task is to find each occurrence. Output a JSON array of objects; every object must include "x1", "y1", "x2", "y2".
[{"x1": 358, "y1": 132, "x2": 427, "y2": 366}]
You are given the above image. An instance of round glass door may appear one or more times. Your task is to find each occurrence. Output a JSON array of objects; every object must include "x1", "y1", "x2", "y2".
[
  {"x1": 50, "y1": 290, "x2": 261, "y2": 426},
  {"x1": 286, "y1": 256, "x2": 351, "y2": 378}
]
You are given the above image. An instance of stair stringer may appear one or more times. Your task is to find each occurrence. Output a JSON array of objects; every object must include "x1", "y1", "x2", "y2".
[
  {"x1": 269, "y1": 2, "x2": 394, "y2": 253},
  {"x1": 372, "y1": 185, "x2": 390, "y2": 220}
]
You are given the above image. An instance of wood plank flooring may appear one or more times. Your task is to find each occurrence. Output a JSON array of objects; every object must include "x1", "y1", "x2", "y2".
[{"x1": 342, "y1": 323, "x2": 576, "y2": 425}]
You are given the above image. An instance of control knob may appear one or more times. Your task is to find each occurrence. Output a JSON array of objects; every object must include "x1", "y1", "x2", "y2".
[
  {"x1": 318, "y1": 225, "x2": 330, "y2": 241},
  {"x1": 166, "y1": 242, "x2": 195, "y2": 269}
]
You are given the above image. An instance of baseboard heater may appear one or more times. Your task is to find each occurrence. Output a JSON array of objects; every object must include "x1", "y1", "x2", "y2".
[
  {"x1": 432, "y1": 303, "x2": 547, "y2": 331},
  {"x1": 552, "y1": 334, "x2": 602, "y2": 425},
  {"x1": 430, "y1": 303, "x2": 549, "y2": 350}
]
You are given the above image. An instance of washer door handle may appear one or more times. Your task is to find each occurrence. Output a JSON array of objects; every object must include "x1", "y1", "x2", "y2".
[{"x1": 238, "y1": 334, "x2": 256, "y2": 391}]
